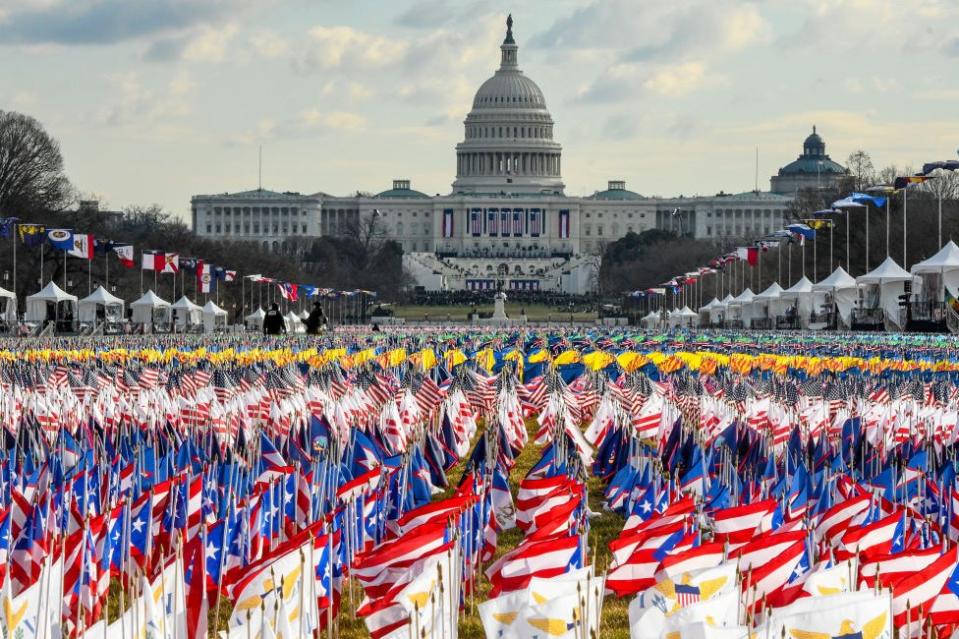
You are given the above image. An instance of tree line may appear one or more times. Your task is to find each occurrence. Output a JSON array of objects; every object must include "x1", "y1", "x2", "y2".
[{"x1": 0, "y1": 110, "x2": 409, "y2": 318}]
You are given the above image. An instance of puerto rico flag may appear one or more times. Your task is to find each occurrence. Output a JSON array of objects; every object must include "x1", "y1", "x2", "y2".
[
  {"x1": 442, "y1": 209, "x2": 454, "y2": 238},
  {"x1": 558, "y1": 209, "x2": 570, "y2": 239}
]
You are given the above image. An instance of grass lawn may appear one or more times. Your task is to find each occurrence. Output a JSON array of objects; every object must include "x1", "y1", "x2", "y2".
[
  {"x1": 388, "y1": 303, "x2": 598, "y2": 322},
  {"x1": 328, "y1": 417, "x2": 629, "y2": 638}
]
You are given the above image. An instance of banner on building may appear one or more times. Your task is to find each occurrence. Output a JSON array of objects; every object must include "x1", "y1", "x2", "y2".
[
  {"x1": 558, "y1": 209, "x2": 570, "y2": 239},
  {"x1": 442, "y1": 209, "x2": 454, "y2": 238},
  {"x1": 529, "y1": 209, "x2": 541, "y2": 237},
  {"x1": 470, "y1": 209, "x2": 482, "y2": 236},
  {"x1": 487, "y1": 209, "x2": 498, "y2": 236}
]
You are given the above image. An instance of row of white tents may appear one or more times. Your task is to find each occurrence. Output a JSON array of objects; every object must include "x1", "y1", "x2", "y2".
[
  {"x1": 641, "y1": 240, "x2": 959, "y2": 331},
  {"x1": 1, "y1": 282, "x2": 316, "y2": 334}
]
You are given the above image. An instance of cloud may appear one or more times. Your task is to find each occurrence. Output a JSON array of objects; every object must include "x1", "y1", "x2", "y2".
[
  {"x1": 249, "y1": 29, "x2": 289, "y2": 59},
  {"x1": 601, "y1": 114, "x2": 639, "y2": 140},
  {"x1": 96, "y1": 71, "x2": 193, "y2": 127},
  {"x1": 532, "y1": 0, "x2": 768, "y2": 58},
  {"x1": 779, "y1": 0, "x2": 959, "y2": 54},
  {"x1": 393, "y1": 0, "x2": 493, "y2": 29},
  {"x1": 301, "y1": 109, "x2": 366, "y2": 132},
  {"x1": 642, "y1": 62, "x2": 707, "y2": 97},
  {"x1": 182, "y1": 23, "x2": 237, "y2": 62},
  {"x1": 541, "y1": 1, "x2": 763, "y2": 104},
  {"x1": 0, "y1": 0, "x2": 250, "y2": 46},
  {"x1": 293, "y1": 26, "x2": 408, "y2": 72}
]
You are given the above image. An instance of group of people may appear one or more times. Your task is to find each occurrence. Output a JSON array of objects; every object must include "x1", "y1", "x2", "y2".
[{"x1": 262, "y1": 301, "x2": 327, "y2": 335}]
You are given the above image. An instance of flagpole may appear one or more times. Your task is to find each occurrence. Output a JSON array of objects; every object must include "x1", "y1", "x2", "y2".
[
  {"x1": 63, "y1": 249, "x2": 67, "y2": 290},
  {"x1": 12, "y1": 225, "x2": 17, "y2": 312},
  {"x1": 886, "y1": 197, "x2": 891, "y2": 258},
  {"x1": 903, "y1": 188, "x2": 908, "y2": 268},
  {"x1": 830, "y1": 221, "x2": 834, "y2": 273},
  {"x1": 845, "y1": 210, "x2": 850, "y2": 274},
  {"x1": 865, "y1": 201, "x2": 870, "y2": 274},
  {"x1": 104, "y1": 250, "x2": 109, "y2": 290},
  {"x1": 87, "y1": 257, "x2": 91, "y2": 295},
  {"x1": 813, "y1": 233, "x2": 817, "y2": 283}
]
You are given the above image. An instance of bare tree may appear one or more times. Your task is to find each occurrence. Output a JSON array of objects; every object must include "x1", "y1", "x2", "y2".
[
  {"x1": 0, "y1": 111, "x2": 73, "y2": 215},
  {"x1": 344, "y1": 210, "x2": 389, "y2": 253},
  {"x1": 846, "y1": 150, "x2": 875, "y2": 191}
]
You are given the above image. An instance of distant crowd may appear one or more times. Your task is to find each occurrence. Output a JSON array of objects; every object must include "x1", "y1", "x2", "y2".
[{"x1": 404, "y1": 289, "x2": 599, "y2": 310}]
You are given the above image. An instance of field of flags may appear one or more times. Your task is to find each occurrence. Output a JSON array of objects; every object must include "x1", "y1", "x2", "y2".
[{"x1": 4, "y1": 329, "x2": 959, "y2": 638}]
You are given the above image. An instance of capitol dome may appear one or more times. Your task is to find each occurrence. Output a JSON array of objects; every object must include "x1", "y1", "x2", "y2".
[
  {"x1": 471, "y1": 71, "x2": 547, "y2": 110},
  {"x1": 452, "y1": 15, "x2": 564, "y2": 195}
]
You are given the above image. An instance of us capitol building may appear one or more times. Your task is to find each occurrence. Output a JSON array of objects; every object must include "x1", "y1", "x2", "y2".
[{"x1": 192, "y1": 16, "x2": 839, "y2": 294}]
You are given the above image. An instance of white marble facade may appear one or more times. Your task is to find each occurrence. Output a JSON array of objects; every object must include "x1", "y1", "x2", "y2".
[{"x1": 191, "y1": 17, "x2": 792, "y2": 294}]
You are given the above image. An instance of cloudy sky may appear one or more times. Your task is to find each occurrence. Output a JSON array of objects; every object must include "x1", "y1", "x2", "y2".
[{"x1": 3, "y1": 0, "x2": 959, "y2": 218}]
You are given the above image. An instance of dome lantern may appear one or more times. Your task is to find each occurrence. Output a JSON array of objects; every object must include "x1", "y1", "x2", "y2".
[{"x1": 451, "y1": 14, "x2": 565, "y2": 195}]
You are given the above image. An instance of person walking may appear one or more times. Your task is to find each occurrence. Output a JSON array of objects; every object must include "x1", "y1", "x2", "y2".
[
  {"x1": 263, "y1": 303, "x2": 287, "y2": 335},
  {"x1": 305, "y1": 301, "x2": 326, "y2": 335}
]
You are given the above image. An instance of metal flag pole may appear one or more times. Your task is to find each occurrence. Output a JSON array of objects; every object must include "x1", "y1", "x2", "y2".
[
  {"x1": 903, "y1": 187, "x2": 909, "y2": 268},
  {"x1": 104, "y1": 250, "x2": 109, "y2": 290},
  {"x1": 63, "y1": 250, "x2": 67, "y2": 290},
  {"x1": 87, "y1": 258, "x2": 91, "y2": 295},
  {"x1": 12, "y1": 226, "x2": 17, "y2": 306},
  {"x1": 886, "y1": 197, "x2": 891, "y2": 257},
  {"x1": 865, "y1": 201, "x2": 869, "y2": 273},
  {"x1": 845, "y1": 210, "x2": 850, "y2": 274},
  {"x1": 830, "y1": 222, "x2": 834, "y2": 272},
  {"x1": 938, "y1": 186, "x2": 943, "y2": 249}
]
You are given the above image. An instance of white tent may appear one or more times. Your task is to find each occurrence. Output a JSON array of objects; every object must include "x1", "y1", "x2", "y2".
[
  {"x1": 299, "y1": 309, "x2": 310, "y2": 320},
  {"x1": 813, "y1": 267, "x2": 859, "y2": 328},
  {"x1": 130, "y1": 290, "x2": 171, "y2": 333},
  {"x1": 856, "y1": 257, "x2": 913, "y2": 330},
  {"x1": 245, "y1": 308, "x2": 266, "y2": 331},
  {"x1": 726, "y1": 288, "x2": 755, "y2": 327},
  {"x1": 698, "y1": 298, "x2": 720, "y2": 326},
  {"x1": 0, "y1": 286, "x2": 16, "y2": 326},
  {"x1": 641, "y1": 310, "x2": 663, "y2": 330},
  {"x1": 774, "y1": 277, "x2": 815, "y2": 328},
  {"x1": 709, "y1": 294, "x2": 734, "y2": 327},
  {"x1": 172, "y1": 296, "x2": 203, "y2": 331},
  {"x1": 286, "y1": 311, "x2": 305, "y2": 334},
  {"x1": 749, "y1": 283, "x2": 783, "y2": 328},
  {"x1": 202, "y1": 300, "x2": 228, "y2": 333},
  {"x1": 676, "y1": 305, "x2": 699, "y2": 328},
  {"x1": 911, "y1": 240, "x2": 959, "y2": 304},
  {"x1": 78, "y1": 286, "x2": 125, "y2": 324},
  {"x1": 25, "y1": 282, "x2": 78, "y2": 329}
]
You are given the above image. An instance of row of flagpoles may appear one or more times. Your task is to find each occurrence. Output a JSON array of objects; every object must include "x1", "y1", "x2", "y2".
[
  {"x1": 0, "y1": 218, "x2": 376, "y2": 315},
  {"x1": 631, "y1": 160, "x2": 959, "y2": 312}
]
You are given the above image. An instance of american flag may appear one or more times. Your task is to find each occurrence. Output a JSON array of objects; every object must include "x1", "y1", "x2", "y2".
[
  {"x1": 471, "y1": 210, "x2": 482, "y2": 236},
  {"x1": 488, "y1": 210, "x2": 498, "y2": 236},
  {"x1": 512, "y1": 210, "x2": 523, "y2": 236},
  {"x1": 529, "y1": 209, "x2": 541, "y2": 236}
]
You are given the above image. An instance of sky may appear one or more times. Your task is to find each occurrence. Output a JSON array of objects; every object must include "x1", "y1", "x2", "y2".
[{"x1": 3, "y1": 0, "x2": 959, "y2": 219}]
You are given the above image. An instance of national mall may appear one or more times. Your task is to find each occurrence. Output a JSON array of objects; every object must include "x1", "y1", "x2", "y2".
[{"x1": 191, "y1": 17, "x2": 846, "y2": 295}]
